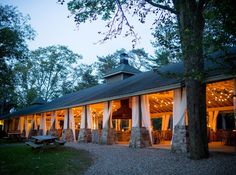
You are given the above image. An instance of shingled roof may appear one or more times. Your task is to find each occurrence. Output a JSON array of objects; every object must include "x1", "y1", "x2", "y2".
[{"x1": 2, "y1": 47, "x2": 236, "y2": 119}]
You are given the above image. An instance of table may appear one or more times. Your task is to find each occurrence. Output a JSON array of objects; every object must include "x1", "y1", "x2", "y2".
[
  {"x1": 32, "y1": 135, "x2": 58, "y2": 144},
  {"x1": 7, "y1": 132, "x2": 21, "y2": 140}
]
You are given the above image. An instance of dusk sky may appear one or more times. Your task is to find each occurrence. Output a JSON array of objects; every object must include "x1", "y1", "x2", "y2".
[{"x1": 1, "y1": 0, "x2": 156, "y2": 64}]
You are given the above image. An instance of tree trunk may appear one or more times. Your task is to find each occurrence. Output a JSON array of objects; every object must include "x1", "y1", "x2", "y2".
[{"x1": 173, "y1": 0, "x2": 209, "y2": 159}]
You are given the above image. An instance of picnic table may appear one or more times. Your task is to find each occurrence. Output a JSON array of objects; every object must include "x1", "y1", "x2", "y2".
[
  {"x1": 26, "y1": 135, "x2": 66, "y2": 149},
  {"x1": 7, "y1": 132, "x2": 21, "y2": 140}
]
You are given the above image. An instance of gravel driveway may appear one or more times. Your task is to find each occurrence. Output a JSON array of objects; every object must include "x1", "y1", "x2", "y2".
[{"x1": 67, "y1": 143, "x2": 236, "y2": 175}]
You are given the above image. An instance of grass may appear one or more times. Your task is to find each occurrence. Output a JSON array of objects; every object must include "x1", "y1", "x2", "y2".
[{"x1": 0, "y1": 143, "x2": 92, "y2": 175}]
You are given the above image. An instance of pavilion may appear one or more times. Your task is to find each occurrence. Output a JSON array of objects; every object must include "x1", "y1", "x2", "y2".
[{"x1": 1, "y1": 48, "x2": 235, "y2": 152}]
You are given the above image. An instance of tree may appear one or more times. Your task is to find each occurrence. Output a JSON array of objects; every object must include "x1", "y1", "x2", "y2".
[
  {"x1": 14, "y1": 45, "x2": 82, "y2": 106},
  {"x1": 0, "y1": 5, "x2": 35, "y2": 115},
  {"x1": 95, "y1": 48, "x2": 151, "y2": 81},
  {"x1": 0, "y1": 5, "x2": 35, "y2": 60},
  {"x1": 150, "y1": 0, "x2": 236, "y2": 66},
  {"x1": 61, "y1": 0, "x2": 236, "y2": 159},
  {"x1": 74, "y1": 64, "x2": 99, "y2": 91}
]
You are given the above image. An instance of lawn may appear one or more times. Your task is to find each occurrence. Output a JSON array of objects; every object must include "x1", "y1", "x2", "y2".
[{"x1": 0, "y1": 143, "x2": 92, "y2": 175}]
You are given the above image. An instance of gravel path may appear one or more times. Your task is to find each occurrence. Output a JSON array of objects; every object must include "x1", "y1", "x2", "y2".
[{"x1": 67, "y1": 143, "x2": 236, "y2": 175}]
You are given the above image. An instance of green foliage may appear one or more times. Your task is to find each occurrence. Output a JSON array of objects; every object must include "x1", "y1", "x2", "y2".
[
  {"x1": 0, "y1": 5, "x2": 35, "y2": 60},
  {"x1": 151, "y1": 0, "x2": 236, "y2": 66},
  {"x1": 66, "y1": 0, "x2": 116, "y2": 24},
  {"x1": 95, "y1": 48, "x2": 151, "y2": 81},
  {"x1": 14, "y1": 45, "x2": 82, "y2": 106},
  {"x1": 203, "y1": 0, "x2": 236, "y2": 53},
  {"x1": 74, "y1": 64, "x2": 99, "y2": 91},
  {"x1": 0, "y1": 5, "x2": 35, "y2": 115}
]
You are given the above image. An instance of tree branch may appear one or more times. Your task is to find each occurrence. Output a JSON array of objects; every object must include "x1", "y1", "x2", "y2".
[{"x1": 145, "y1": 0, "x2": 177, "y2": 14}]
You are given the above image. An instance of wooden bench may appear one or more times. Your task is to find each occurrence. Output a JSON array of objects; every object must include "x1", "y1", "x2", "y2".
[{"x1": 25, "y1": 141, "x2": 43, "y2": 149}]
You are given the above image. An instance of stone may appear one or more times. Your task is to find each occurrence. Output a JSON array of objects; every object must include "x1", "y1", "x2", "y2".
[
  {"x1": 129, "y1": 127, "x2": 152, "y2": 148},
  {"x1": 92, "y1": 129, "x2": 102, "y2": 143},
  {"x1": 78, "y1": 128, "x2": 92, "y2": 143},
  {"x1": 62, "y1": 129, "x2": 74, "y2": 142},
  {"x1": 100, "y1": 128, "x2": 115, "y2": 145},
  {"x1": 48, "y1": 129, "x2": 58, "y2": 137},
  {"x1": 171, "y1": 125, "x2": 188, "y2": 153}
]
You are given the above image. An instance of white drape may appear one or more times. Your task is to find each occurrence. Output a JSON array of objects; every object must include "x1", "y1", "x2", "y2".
[
  {"x1": 80, "y1": 106, "x2": 86, "y2": 129},
  {"x1": 25, "y1": 116, "x2": 29, "y2": 137},
  {"x1": 208, "y1": 111, "x2": 219, "y2": 132},
  {"x1": 102, "y1": 101, "x2": 113, "y2": 129},
  {"x1": 40, "y1": 113, "x2": 46, "y2": 135},
  {"x1": 69, "y1": 108, "x2": 76, "y2": 141},
  {"x1": 55, "y1": 112, "x2": 58, "y2": 129},
  {"x1": 87, "y1": 105, "x2": 92, "y2": 129},
  {"x1": 50, "y1": 111, "x2": 55, "y2": 129},
  {"x1": 132, "y1": 96, "x2": 139, "y2": 127},
  {"x1": 162, "y1": 114, "x2": 171, "y2": 131},
  {"x1": 17, "y1": 117, "x2": 24, "y2": 132},
  {"x1": 132, "y1": 95, "x2": 152, "y2": 143},
  {"x1": 64, "y1": 110, "x2": 68, "y2": 129},
  {"x1": 30, "y1": 116, "x2": 35, "y2": 130},
  {"x1": 141, "y1": 95, "x2": 152, "y2": 143},
  {"x1": 173, "y1": 88, "x2": 187, "y2": 133}
]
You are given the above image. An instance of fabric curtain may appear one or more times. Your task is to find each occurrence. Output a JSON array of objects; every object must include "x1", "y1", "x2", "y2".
[
  {"x1": 55, "y1": 112, "x2": 58, "y2": 129},
  {"x1": 173, "y1": 88, "x2": 187, "y2": 133},
  {"x1": 141, "y1": 95, "x2": 152, "y2": 143},
  {"x1": 132, "y1": 95, "x2": 152, "y2": 143},
  {"x1": 80, "y1": 106, "x2": 86, "y2": 129},
  {"x1": 131, "y1": 96, "x2": 139, "y2": 127},
  {"x1": 40, "y1": 113, "x2": 47, "y2": 135},
  {"x1": 50, "y1": 111, "x2": 55, "y2": 130},
  {"x1": 87, "y1": 105, "x2": 92, "y2": 129},
  {"x1": 25, "y1": 116, "x2": 29, "y2": 137},
  {"x1": 63, "y1": 110, "x2": 68, "y2": 129},
  {"x1": 208, "y1": 111, "x2": 214, "y2": 129},
  {"x1": 30, "y1": 116, "x2": 34, "y2": 130},
  {"x1": 212, "y1": 111, "x2": 219, "y2": 132},
  {"x1": 162, "y1": 114, "x2": 170, "y2": 131},
  {"x1": 69, "y1": 108, "x2": 76, "y2": 141},
  {"x1": 17, "y1": 117, "x2": 24, "y2": 132},
  {"x1": 102, "y1": 101, "x2": 113, "y2": 129}
]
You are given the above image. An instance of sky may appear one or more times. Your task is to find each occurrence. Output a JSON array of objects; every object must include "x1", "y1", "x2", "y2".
[{"x1": 1, "y1": 0, "x2": 156, "y2": 64}]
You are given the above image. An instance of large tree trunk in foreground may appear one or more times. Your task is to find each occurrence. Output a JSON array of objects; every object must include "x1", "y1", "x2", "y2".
[{"x1": 174, "y1": 0, "x2": 209, "y2": 159}]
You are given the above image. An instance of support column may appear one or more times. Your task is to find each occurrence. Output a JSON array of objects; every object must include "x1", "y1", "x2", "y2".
[
  {"x1": 62, "y1": 108, "x2": 74, "y2": 142},
  {"x1": 39, "y1": 113, "x2": 46, "y2": 135},
  {"x1": 78, "y1": 105, "x2": 92, "y2": 143},
  {"x1": 171, "y1": 88, "x2": 188, "y2": 153},
  {"x1": 100, "y1": 101, "x2": 114, "y2": 145},
  {"x1": 49, "y1": 111, "x2": 58, "y2": 136},
  {"x1": 25, "y1": 116, "x2": 29, "y2": 137},
  {"x1": 17, "y1": 117, "x2": 24, "y2": 133},
  {"x1": 129, "y1": 95, "x2": 152, "y2": 148},
  {"x1": 28, "y1": 115, "x2": 35, "y2": 138}
]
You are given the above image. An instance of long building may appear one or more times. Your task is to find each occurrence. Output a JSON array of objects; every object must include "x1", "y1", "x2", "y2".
[{"x1": 1, "y1": 48, "x2": 235, "y2": 152}]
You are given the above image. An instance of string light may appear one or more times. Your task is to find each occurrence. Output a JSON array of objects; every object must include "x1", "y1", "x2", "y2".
[{"x1": 207, "y1": 87, "x2": 233, "y2": 103}]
